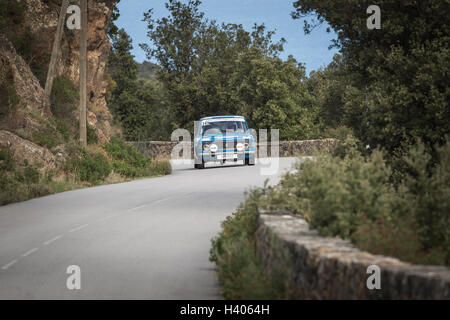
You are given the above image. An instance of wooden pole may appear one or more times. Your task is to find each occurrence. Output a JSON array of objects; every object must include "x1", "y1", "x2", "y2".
[
  {"x1": 79, "y1": 0, "x2": 87, "y2": 147},
  {"x1": 43, "y1": 0, "x2": 69, "y2": 114}
]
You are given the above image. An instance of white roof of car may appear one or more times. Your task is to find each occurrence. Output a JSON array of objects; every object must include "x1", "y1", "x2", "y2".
[{"x1": 201, "y1": 117, "x2": 245, "y2": 123}]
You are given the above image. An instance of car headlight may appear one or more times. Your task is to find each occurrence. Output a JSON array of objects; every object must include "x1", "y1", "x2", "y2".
[
  {"x1": 236, "y1": 143, "x2": 244, "y2": 152},
  {"x1": 210, "y1": 143, "x2": 218, "y2": 153},
  {"x1": 203, "y1": 143, "x2": 210, "y2": 152}
]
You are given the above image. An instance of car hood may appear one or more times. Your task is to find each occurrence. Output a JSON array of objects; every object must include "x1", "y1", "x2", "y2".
[{"x1": 197, "y1": 133, "x2": 254, "y2": 143}]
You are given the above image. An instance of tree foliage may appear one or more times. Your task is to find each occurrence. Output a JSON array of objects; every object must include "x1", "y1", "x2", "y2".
[
  {"x1": 106, "y1": 29, "x2": 170, "y2": 141},
  {"x1": 140, "y1": 0, "x2": 318, "y2": 140},
  {"x1": 293, "y1": 0, "x2": 450, "y2": 153}
]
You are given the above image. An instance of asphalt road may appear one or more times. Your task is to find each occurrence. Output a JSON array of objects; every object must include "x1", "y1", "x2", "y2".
[{"x1": 0, "y1": 157, "x2": 298, "y2": 299}]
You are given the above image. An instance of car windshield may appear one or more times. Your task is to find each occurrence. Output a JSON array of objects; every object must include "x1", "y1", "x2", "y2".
[{"x1": 201, "y1": 120, "x2": 247, "y2": 135}]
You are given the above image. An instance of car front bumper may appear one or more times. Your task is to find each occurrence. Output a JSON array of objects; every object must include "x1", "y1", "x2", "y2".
[{"x1": 198, "y1": 150, "x2": 255, "y2": 162}]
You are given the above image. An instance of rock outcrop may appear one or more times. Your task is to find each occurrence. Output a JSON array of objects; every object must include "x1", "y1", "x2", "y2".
[
  {"x1": 0, "y1": 130, "x2": 56, "y2": 172},
  {"x1": 0, "y1": 34, "x2": 46, "y2": 117},
  {"x1": 0, "y1": 0, "x2": 116, "y2": 172},
  {"x1": 22, "y1": 0, "x2": 115, "y2": 142}
]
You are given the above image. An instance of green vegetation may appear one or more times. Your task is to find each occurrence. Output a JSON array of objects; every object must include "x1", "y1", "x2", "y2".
[
  {"x1": 1, "y1": 136, "x2": 171, "y2": 206},
  {"x1": 293, "y1": 0, "x2": 449, "y2": 157},
  {"x1": 137, "y1": 61, "x2": 159, "y2": 80},
  {"x1": 210, "y1": 187, "x2": 295, "y2": 299},
  {"x1": 0, "y1": 148, "x2": 84, "y2": 206},
  {"x1": 138, "y1": 0, "x2": 318, "y2": 140},
  {"x1": 31, "y1": 129, "x2": 60, "y2": 149},
  {"x1": 50, "y1": 76, "x2": 79, "y2": 118},
  {"x1": 211, "y1": 2, "x2": 449, "y2": 297},
  {"x1": 0, "y1": 1, "x2": 50, "y2": 86},
  {"x1": 104, "y1": 137, "x2": 171, "y2": 178},
  {"x1": 64, "y1": 145, "x2": 111, "y2": 185},
  {"x1": 0, "y1": 65, "x2": 20, "y2": 119},
  {"x1": 211, "y1": 137, "x2": 449, "y2": 298},
  {"x1": 106, "y1": 28, "x2": 171, "y2": 141}
]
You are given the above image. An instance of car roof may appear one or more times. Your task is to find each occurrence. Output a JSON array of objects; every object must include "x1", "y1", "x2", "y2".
[{"x1": 200, "y1": 115, "x2": 245, "y2": 121}]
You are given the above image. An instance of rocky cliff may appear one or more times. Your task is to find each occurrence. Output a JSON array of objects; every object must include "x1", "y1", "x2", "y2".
[
  {"x1": 0, "y1": 0, "x2": 115, "y2": 169},
  {"x1": 24, "y1": 0, "x2": 114, "y2": 142},
  {"x1": 0, "y1": 0, "x2": 114, "y2": 141}
]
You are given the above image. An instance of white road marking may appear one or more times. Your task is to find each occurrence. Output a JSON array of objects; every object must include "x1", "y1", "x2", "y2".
[
  {"x1": 2, "y1": 260, "x2": 18, "y2": 270},
  {"x1": 43, "y1": 235, "x2": 62, "y2": 246},
  {"x1": 153, "y1": 197, "x2": 173, "y2": 204},
  {"x1": 69, "y1": 224, "x2": 89, "y2": 233},
  {"x1": 128, "y1": 205, "x2": 146, "y2": 212},
  {"x1": 21, "y1": 248, "x2": 39, "y2": 257}
]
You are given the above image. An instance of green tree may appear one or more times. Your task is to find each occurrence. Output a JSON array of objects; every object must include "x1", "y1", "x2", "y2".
[
  {"x1": 292, "y1": 0, "x2": 450, "y2": 154},
  {"x1": 107, "y1": 28, "x2": 171, "y2": 141},
  {"x1": 141, "y1": 0, "x2": 318, "y2": 139}
]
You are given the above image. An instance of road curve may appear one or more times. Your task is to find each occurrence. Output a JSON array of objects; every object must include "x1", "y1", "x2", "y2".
[{"x1": 0, "y1": 158, "x2": 298, "y2": 299}]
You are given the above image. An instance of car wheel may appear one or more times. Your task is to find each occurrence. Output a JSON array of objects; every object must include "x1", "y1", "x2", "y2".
[
  {"x1": 245, "y1": 156, "x2": 255, "y2": 166},
  {"x1": 195, "y1": 159, "x2": 205, "y2": 169}
]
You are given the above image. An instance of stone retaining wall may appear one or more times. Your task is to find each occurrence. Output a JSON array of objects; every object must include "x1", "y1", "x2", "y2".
[
  {"x1": 256, "y1": 210, "x2": 450, "y2": 299},
  {"x1": 129, "y1": 139, "x2": 338, "y2": 159}
]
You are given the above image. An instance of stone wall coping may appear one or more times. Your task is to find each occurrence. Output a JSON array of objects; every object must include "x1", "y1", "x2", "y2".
[{"x1": 257, "y1": 209, "x2": 450, "y2": 299}]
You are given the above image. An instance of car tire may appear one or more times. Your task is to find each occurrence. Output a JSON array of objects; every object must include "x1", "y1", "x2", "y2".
[
  {"x1": 245, "y1": 156, "x2": 255, "y2": 166},
  {"x1": 195, "y1": 159, "x2": 205, "y2": 169}
]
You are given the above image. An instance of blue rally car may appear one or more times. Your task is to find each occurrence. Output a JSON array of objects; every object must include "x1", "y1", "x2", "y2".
[{"x1": 194, "y1": 116, "x2": 256, "y2": 169}]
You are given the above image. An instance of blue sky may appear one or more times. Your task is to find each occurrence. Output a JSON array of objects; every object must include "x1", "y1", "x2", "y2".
[{"x1": 116, "y1": 0, "x2": 339, "y2": 75}]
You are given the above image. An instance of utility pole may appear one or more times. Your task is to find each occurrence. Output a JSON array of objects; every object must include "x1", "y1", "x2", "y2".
[
  {"x1": 43, "y1": 0, "x2": 69, "y2": 115},
  {"x1": 79, "y1": 0, "x2": 87, "y2": 147}
]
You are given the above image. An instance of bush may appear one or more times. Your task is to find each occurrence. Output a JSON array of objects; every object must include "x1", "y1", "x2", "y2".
[
  {"x1": 353, "y1": 216, "x2": 447, "y2": 266},
  {"x1": 271, "y1": 149, "x2": 394, "y2": 239},
  {"x1": 0, "y1": 1, "x2": 26, "y2": 30},
  {"x1": 148, "y1": 159, "x2": 172, "y2": 176},
  {"x1": 23, "y1": 166, "x2": 40, "y2": 184},
  {"x1": 210, "y1": 188, "x2": 293, "y2": 299},
  {"x1": 0, "y1": 148, "x2": 75, "y2": 205},
  {"x1": 104, "y1": 137, "x2": 170, "y2": 178},
  {"x1": 243, "y1": 138, "x2": 450, "y2": 267},
  {"x1": 65, "y1": 147, "x2": 111, "y2": 185},
  {"x1": 0, "y1": 149, "x2": 15, "y2": 171},
  {"x1": 50, "y1": 76, "x2": 78, "y2": 118},
  {"x1": 0, "y1": 66, "x2": 20, "y2": 118},
  {"x1": 399, "y1": 139, "x2": 450, "y2": 263},
  {"x1": 87, "y1": 124, "x2": 99, "y2": 145},
  {"x1": 52, "y1": 118, "x2": 71, "y2": 142},
  {"x1": 32, "y1": 129, "x2": 60, "y2": 149}
]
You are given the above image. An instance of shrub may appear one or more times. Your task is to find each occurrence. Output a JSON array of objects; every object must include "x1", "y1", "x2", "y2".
[
  {"x1": 148, "y1": 159, "x2": 172, "y2": 176},
  {"x1": 32, "y1": 129, "x2": 60, "y2": 149},
  {"x1": 353, "y1": 216, "x2": 447, "y2": 266},
  {"x1": 87, "y1": 124, "x2": 99, "y2": 145},
  {"x1": 0, "y1": 1, "x2": 26, "y2": 30},
  {"x1": 399, "y1": 139, "x2": 450, "y2": 264},
  {"x1": 52, "y1": 118, "x2": 71, "y2": 142},
  {"x1": 246, "y1": 137, "x2": 449, "y2": 266},
  {"x1": 104, "y1": 137, "x2": 172, "y2": 178},
  {"x1": 65, "y1": 147, "x2": 111, "y2": 185},
  {"x1": 323, "y1": 125, "x2": 354, "y2": 141},
  {"x1": 210, "y1": 188, "x2": 293, "y2": 299},
  {"x1": 23, "y1": 165, "x2": 40, "y2": 184},
  {"x1": 104, "y1": 137, "x2": 147, "y2": 168},
  {"x1": 0, "y1": 66, "x2": 20, "y2": 118},
  {"x1": 0, "y1": 149, "x2": 15, "y2": 171},
  {"x1": 50, "y1": 76, "x2": 78, "y2": 118},
  {"x1": 272, "y1": 149, "x2": 394, "y2": 239}
]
